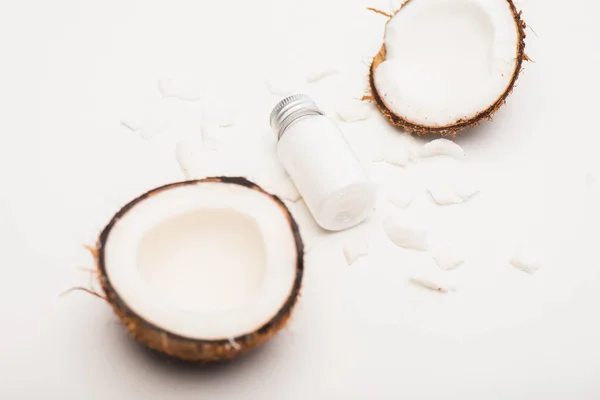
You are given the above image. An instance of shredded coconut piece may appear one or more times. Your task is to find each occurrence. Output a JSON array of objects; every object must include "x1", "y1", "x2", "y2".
[
  {"x1": 201, "y1": 121, "x2": 219, "y2": 150},
  {"x1": 211, "y1": 107, "x2": 237, "y2": 127},
  {"x1": 343, "y1": 240, "x2": 369, "y2": 265},
  {"x1": 434, "y1": 248, "x2": 465, "y2": 270},
  {"x1": 306, "y1": 68, "x2": 338, "y2": 83},
  {"x1": 227, "y1": 337, "x2": 241, "y2": 350},
  {"x1": 175, "y1": 142, "x2": 194, "y2": 179},
  {"x1": 337, "y1": 101, "x2": 372, "y2": 122},
  {"x1": 254, "y1": 168, "x2": 301, "y2": 202},
  {"x1": 383, "y1": 216, "x2": 428, "y2": 251},
  {"x1": 158, "y1": 76, "x2": 204, "y2": 102},
  {"x1": 276, "y1": 178, "x2": 301, "y2": 202},
  {"x1": 509, "y1": 246, "x2": 542, "y2": 274},
  {"x1": 387, "y1": 187, "x2": 415, "y2": 209},
  {"x1": 120, "y1": 101, "x2": 171, "y2": 140},
  {"x1": 428, "y1": 183, "x2": 466, "y2": 205},
  {"x1": 382, "y1": 146, "x2": 413, "y2": 167},
  {"x1": 454, "y1": 181, "x2": 480, "y2": 199},
  {"x1": 409, "y1": 273, "x2": 456, "y2": 293},
  {"x1": 175, "y1": 141, "x2": 203, "y2": 180},
  {"x1": 428, "y1": 177, "x2": 479, "y2": 206},
  {"x1": 419, "y1": 139, "x2": 465, "y2": 160},
  {"x1": 265, "y1": 76, "x2": 304, "y2": 95}
]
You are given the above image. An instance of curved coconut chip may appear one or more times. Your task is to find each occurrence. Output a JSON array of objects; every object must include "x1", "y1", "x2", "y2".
[
  {"x1": 92, "y1": 177, "x2": 304, "y2": 363},
  {"x1": 366, "y1": 0, "x2": 528, "y2": 136}
]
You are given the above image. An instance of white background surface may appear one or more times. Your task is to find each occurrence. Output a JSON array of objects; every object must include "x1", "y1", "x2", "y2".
[{"x1": 1, "y1": 0, "x2": 599, "y2": 398}]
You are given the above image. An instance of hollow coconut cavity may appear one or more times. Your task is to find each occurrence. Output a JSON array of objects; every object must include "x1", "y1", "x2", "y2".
[
  {"x1": 368, "y1": 0, "x2": 527, "y2": 135},
  {"x1": 93, "y1": 177, "x2": 303, "y2": 362}
]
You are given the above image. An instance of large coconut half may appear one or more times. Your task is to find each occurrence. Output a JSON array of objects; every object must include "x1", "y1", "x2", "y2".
[
  {"x1": 368, "y1": 0, "x2": 527, "y2": 135},
  {"x1": 94, "y1": 177, "x2": 303, "y2": 362}
]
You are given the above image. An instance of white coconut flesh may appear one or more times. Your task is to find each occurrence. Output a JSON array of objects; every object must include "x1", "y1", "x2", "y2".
[
  {"x1": 374, "y1": 0, "x2": 520, "y2": 127},
  {"x1": 102, "y1": 182, "x2": 298, "y2": 340}
]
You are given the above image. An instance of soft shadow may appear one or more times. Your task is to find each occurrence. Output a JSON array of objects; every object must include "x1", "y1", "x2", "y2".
[
  {"x1": 380, "y1": 102, "x2": 519, "y2": 149},
  {"x1": 107, "y1": 321, "x2": 286, "y2": 380},
  {"x1": 135, "y1": 341, "x2": 272, "y2": 373},
  {"x1": 404, "y1": 119, "x2": 496, "y2": 145}
]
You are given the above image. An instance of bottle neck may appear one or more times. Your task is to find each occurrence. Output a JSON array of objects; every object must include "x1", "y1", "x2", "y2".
[{"x1": 270, "y1": 94, "x2": 324, "y2": 140}]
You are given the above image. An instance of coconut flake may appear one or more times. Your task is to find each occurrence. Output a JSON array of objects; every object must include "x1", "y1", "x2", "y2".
[
  {"x1": 209, "y1": 107, "x2": 237, "y2": 128},
  {"x1": 454, "y1": 180, "x2": 480, "y2": 199},
  {"x1": 125, "y1": 118, "x2": 165, "y2": 140},
  {"x1": 343, "y1": 240, "x2": 369, "y2": 265},
  {"x1": 409, "y1": 273, "x2": 456, "y2": 293},
  {"x1": 261, "y1": 170, "x2": 301, "y2": 202},
  {"x1": 382, "y1": 146, "x2": 413, "y2": 167},
  {"x1": 387, "y1": 186, "x2": 415, "y2": 209},
  {"x1": 265, "y1": 76, "x2": 304, "y2": 95},
  {"x1": 158, "y1": 76, "x2": 204, "y2": 102},
  {"x1": 201, "y1": 121, "x2": 219, "y2": 150},
  {"x1": 120, "y1": 100, "x2": 173, "y2": 140},
  {"x1": 254, "y1": 168, "x2": 302, "y2": 203},
  {"x1": 306, "y1": 68, "x2": 338, "y2": 83},
  {"x1": 419, "y1": 139, "x2": 465, "y2": 160},
  {"x1": 275, "y1": 178, "x2": 301, "y2": 202},
  {"x1": 428, "y1": 183, "x2": 466, "y2": 205},
  {"x1": 337, "y1": 101, "x2": 372, "y2": 122},
  {"x1": 434, "y1": 248, "x2": 465, "y2": 270},
  {"x1": 383, "y1": 216, "x2": 427, "y2": 251},
  {"x1": 428, "y1": 175, "x2": 479, "y2": 205},
  {"x1": 175, "y1": 141, "x2": 203, "y2": 180},
  {"x1": 509, "y1": 246, "x2": 542, "y2": 274}
]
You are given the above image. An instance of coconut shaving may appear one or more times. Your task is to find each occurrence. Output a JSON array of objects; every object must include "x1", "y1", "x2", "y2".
[
  {"x1": 343, "y1": 239, "x2": 369, "y2": 265},
  {"x1": 420, "y1": 139, "x2": 466, "y2": 160},
  {"x1": 383, "y1": 215, "x2": 428, "y2": 251},
  {"x1": 337, "y1": 100, "x2": 372, "y2": 122}
]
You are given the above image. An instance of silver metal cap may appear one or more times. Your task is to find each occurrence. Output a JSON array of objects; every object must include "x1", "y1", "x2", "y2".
[{"x1": 269, "y1": 94, "x2": 324, "y2": 140}]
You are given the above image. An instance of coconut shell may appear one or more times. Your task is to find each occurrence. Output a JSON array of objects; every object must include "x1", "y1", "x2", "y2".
[
  {"x1": 367, "y1": 0, "x2": 528, "y2": 136},
  {"x1": 93, "y1": 177, "x2": 304, "y2": 363}
]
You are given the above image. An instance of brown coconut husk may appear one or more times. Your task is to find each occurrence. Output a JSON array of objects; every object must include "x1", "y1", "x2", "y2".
[
  {"x1": 92, "y1": 177, "x2": 304, "y2": 363},
  {"x1": 367, "y1": 0, "x2": 528, "y2": 136}
]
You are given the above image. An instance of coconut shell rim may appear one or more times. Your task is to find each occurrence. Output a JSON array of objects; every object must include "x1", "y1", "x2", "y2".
[
  {"x1": 96, "y1": 177, "x2": 304, "y2": 355},
  {"x1": 368, "y1": 0, "x2": 528, "y2": 135}
]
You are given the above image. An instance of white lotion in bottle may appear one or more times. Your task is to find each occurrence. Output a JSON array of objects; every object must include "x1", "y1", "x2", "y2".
[{"x1": 270, "y1": 94, "x2": 376, "y2": 231}]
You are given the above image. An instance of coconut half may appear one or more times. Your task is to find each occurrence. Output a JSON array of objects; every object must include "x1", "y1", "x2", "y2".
[
  {"x1": 94, "y1": 177, "x2": 303, "y2": 362},
  {"x1": 368, "y1": 0, "x2": 527, "y2": 135}
]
